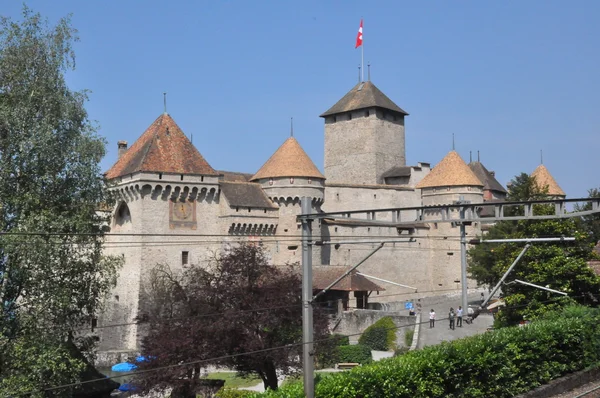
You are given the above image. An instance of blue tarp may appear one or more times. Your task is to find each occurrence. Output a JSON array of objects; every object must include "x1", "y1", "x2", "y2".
[
  {"x1": 111, "y1": 362, "x2": 137, "y2": 372},
  {"x1": 118, "y1": 383, "x2": 138, "y2": 392}
]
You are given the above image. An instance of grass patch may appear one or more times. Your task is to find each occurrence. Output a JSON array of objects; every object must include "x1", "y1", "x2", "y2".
[{"x1": 204, "y1": 372, "x2": 262, "y2": 388}]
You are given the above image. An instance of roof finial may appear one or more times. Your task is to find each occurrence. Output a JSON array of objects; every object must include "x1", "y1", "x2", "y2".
[
  {"x1": 367, "y1": 62, "x2": 371, "y2": 81},
  {"x1": 477, "y1": 150, "x2": 480, "y2": 162},
  {"x1": 452, "y1": 133, "x2": 455, "y2": 150},
  {"x1": 163, "y1": 92, "x2": 167, "y2": 114},
  {"x1": 470, "y1": 151, "x2": 472, "y2": 163},
  {"x1": 540, "y1": 149, "x2": 543, "y2": 164},
  {"x1": 358, "y1": 65, "x2": 361, "y2": 83},
  {"x1": 290, "y1": 117, "x2": 294, "y2": 137}
]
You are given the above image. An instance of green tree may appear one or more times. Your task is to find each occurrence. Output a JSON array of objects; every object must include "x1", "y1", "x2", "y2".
[
  {"x1": 468, "y1": 174, "x2": 600, "y2": 327},
  {"x1": 574, "y1": 187, "x2": 600, "y2": 247},
  {"x1": 0, "y1": 7, "x2": 121, "y2": 396}
]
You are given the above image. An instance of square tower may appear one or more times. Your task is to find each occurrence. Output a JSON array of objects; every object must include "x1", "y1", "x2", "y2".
[{"x1": 320, "y1": 81, "x2": 408, "y2": 185}]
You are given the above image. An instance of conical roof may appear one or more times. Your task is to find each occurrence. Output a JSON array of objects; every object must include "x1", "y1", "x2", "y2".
[
  {"x1": 468, "y1": 162, "x2": 507, "y2": 193},
  {"x1": 105, "y1": 114, "x2": 217, "y2": 179},
  {"x1": 320, "y1": 81, "x2": 408, "y2": 117},
  {"x1": 250, "y1": 137, "x2": 324, "y2": 181},
  {"x1": 531, "y1": 165, "x2": 565, "y2": 196},
  {"x1": 416, "y1": 151, "x2": 483, "y2": 189}
]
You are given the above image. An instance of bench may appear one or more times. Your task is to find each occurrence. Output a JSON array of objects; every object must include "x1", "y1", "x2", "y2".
[{"x1": 336, "y1": 362, "x2": 359, "y2": 370}]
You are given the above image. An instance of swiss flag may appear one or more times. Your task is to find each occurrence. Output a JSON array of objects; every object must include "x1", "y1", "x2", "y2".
[{"x1": 355, "y1": 19, "x2": 363, "y2": 48}]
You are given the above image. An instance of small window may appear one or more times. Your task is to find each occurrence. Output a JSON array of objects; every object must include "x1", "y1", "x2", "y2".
[
  {"x1": 264, "y1": 209, "x2": 267, "y2": 213},
  {"x1": 348, "y1": 113, "x2": 352, "y2": 121},
  {"x1": 308, "y1": 179, "x2": 312, "y2": 184},
  {"x1": 364, "y1": 110, "x2": 370, "y2": 117},
  {"x1": 180, "y1": 174, "x2": 184, "y2": 181},
  {"x1": 334, "y1": 227, "x2": 338, "y2": 232},
  {"x1": 447, "y1": 252, "x2": 454, "y2": 256},
  {"x1": 374, "y1": 194, "x2": 377, "y2": 199},
  {"x1": 248, "y1": 208, "x2": 251, "y2": 212},
  {"x1": 467, "y1": 186, "x2": 472, "y2": 191},
  {"x1": 236, "y1": 207, "x2": 239, "y2": 212},
  {"x1": 201, "y1": 176, "x2": 204, "y2": 182},
  {"x1": 287, "y1": 245, "x2": 298, "y2": 251},
  {"x1": 333, "y1": 116, "x2": 337, "y2": 122},
  {"x1": 158, "y1": 173, "x2": 163, "y2": 180},
  {"x1": 182, "y1": 251, "x2": 189, "y2": 265}
]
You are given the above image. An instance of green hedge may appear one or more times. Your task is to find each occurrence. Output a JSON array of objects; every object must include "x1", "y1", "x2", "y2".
[
  {"x1": 216, "y1": 388, "x2": 256, "y2": 398},
  {"x1": 258, "y1": 306, "x2": 600, "y2": 398},
  {"x1": 315, "y1": 334, "x2": 350, "y2": 369},
  {"x1": 336, "y1": 344, "x2": 372, "y2": 365},
  {"x1": 358, "y1": 316, "x2": 397, "y2": 351}
]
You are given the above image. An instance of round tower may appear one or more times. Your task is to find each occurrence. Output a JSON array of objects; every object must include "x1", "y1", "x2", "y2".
[{"x1": 250, "y1": 136, "x2": 325, "y2": 265}]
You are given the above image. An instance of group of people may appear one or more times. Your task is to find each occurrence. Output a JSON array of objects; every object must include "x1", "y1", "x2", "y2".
[{"x1": 429, "y1": 306, "x2": 475, "y2": 329}]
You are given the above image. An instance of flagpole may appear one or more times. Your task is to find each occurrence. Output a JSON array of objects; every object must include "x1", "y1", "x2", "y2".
[{"x1": 361, "y1": 19, "x2": 364, "y2": 82}]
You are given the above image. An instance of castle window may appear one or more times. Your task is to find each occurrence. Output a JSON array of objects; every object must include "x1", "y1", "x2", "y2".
[
  {"x1": 269, "y1": 178, "x2": 274, "y2": 186},
  {"x1": 433, "y1": 188, "x2": 437, "y2": 193},
  {"x1": 236, "y1": 207, "x2": 239, "y2": 212},
  {"x1": 201, "y1": 176, "x2": 204, "y2": 182},
  {"x1": 180, "y1": 174, "x2": 184, "y2": 181},
  {"x1": 114, "y1": 202, "x2": 132, "y2": 231},
  {"x1": 308, "y1": 179, "x2": 312, "y2": 184},
  {"x1": 364, "y1": 110, "x2": 370, "y2": 117},
  {"x1": 158, "y1": 173, "x2": 163, "y2": 180},
  {"x1": 447, "y1": 187, "x2": 451, "y2": 192},
  {"x1": 467, "y1": 186, "x2": 472, "y2": 191},
  {"x1": 264, "y1": 209, "x2": 267, "y2": 213},
  {"x1": 374, "y1": 194, "x2": 377, "y2": 199},
  {"x1": 335, "y1": 227, "x2": 338, "y2": 232},
  {"x1": 348, "y1": 113, "x2": 352, "y2": 121},
  {"x1": 290, "y1": 177, "x2": 294, "y2": 184},
  {"x1": 287, "y1": 245, "x2": 298, "y2": 251},
  {"x1": 447, "y1": 252, "x2": 454, "y2": 256},
  {"x1": 182, "y1": 251, "x2": 189, "y2": 265},
  {"x1": 333, "y1": 116, "x2": 337, "y2": 122},
  {"x1": 248, "y1": 208, "x2": 251, "y2": 212},
  {"x1": 336, "y1": 193, "x2": 340, "y2": 201}
]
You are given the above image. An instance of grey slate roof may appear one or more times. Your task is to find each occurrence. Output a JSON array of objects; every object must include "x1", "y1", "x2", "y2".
[
  {"x1": 468, "y1": 162, "x2": 507, "y2": 193},
  {"x1": 220, "y1": 181, "x2": 277, "y2": 209},
  {"x1": 320, "y1": 81, "x2": 408, "y2": 117},
  {"x1": 218, "y1": 170, "x2": 253, "y2": 182},
  {"x1": 381, "y1": 166, "x2": 412, "y2": 179}
]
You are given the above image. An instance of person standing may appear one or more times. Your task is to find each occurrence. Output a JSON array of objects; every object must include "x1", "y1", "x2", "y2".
[
  {"x1": 449, "y1": 307, "x2": 455, "y2": 330},
  {"x1": 429, "y1": 309, "x2": 436, "y2": 328},
  {"x1": 457, "y1": 306, "x2": 463, "y2": 327}
]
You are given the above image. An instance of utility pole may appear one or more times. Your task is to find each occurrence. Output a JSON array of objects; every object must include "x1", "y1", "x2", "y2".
[{"x1": 300, "y1": 197, "x2": 314, "y2": 398}]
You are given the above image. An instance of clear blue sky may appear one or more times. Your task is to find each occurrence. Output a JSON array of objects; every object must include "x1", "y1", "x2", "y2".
[{"x1": 4, "y1": 1, "x2": 599, "y2": 198}]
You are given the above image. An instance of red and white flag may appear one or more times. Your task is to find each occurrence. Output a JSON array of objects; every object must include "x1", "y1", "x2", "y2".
[{"x1": 355, "y1": 19, "x2": 363, "y2": 48}]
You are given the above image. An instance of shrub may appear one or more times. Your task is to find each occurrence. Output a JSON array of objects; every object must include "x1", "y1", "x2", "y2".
[
  {"x1": 216, "y1": 389, "x2": 257, "y2": 398},
  {"x1": 254, "y1": 306, "x2": 600, "y2": 398},
  {"x1": 358, "y1": 316, "x2": 397, "y2": 350},
  {"x1": 394, "y1": 346, "x2": 409, "y2": 357},
  {"x1": 315, "y1": 334, "x2": 350, "y2": 369},
  {"x1": 336, "y1": 345, "x2": 372, "y2": 365}
]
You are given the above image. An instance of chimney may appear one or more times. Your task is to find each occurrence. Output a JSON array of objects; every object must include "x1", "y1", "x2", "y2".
[
  {"x1": 490, "y1": 171, "x2": 496, "y2": 177},
  {"x1": 117, "y1": 141, "x2": 128, "y2": 159}
]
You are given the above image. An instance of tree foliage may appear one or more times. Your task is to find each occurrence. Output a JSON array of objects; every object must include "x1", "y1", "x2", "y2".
[
  {"x1": 468, "y1": 173, "x2": 600, "y2": 327},
  {"x1": 135, "y1": 244, "x2": 330, "y2": 395},
  {"x1": 574, "y1": 187, "x2": 600, "y2": 246},
  {"x1": 0, "y1": 7, "x2": 121, "y2": 396}
]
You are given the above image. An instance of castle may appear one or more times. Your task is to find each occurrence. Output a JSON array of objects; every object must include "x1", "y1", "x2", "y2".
[{"x1": 98, "y1": 79, "x2": 565, "y2": 360}]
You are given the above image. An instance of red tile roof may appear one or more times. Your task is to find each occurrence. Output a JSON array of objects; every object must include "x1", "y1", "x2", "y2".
[
  {"x1": 250, "y1": 137, "x2": 324, "y2": 181},
  {"x1": 105, "y1": 114, "x2": 217, "y2": 179}
]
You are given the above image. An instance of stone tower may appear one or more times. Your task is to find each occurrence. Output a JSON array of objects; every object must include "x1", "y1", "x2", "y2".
[
  {"x1": 320, "y1": 81, "x2": 408, "y2": 185},
  {"x1": 101, "y1": 113, "x2": 220, "y2": 357},
  {"x1": 416, "y1": 151, "x2": 484, "y2": 290},
  {"x1": 250, "y1": 136, "x2": 325, "y2": 266}
]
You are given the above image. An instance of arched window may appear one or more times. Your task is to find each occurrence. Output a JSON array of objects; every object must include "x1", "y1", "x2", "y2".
[{"x1": 114, "y1": 202, "x2": 132, "y2": 231}]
